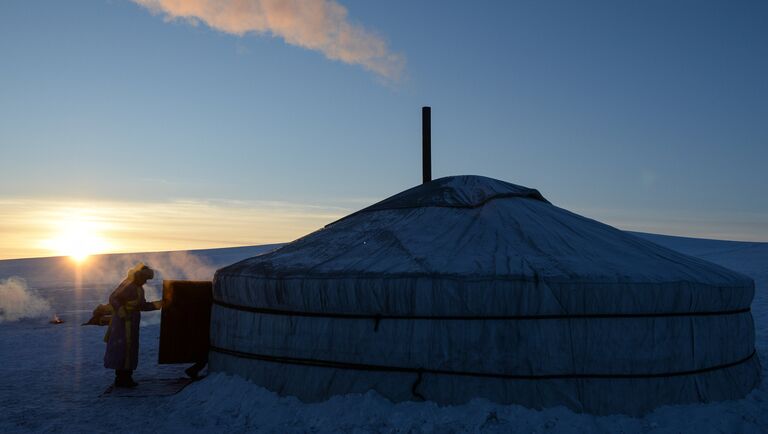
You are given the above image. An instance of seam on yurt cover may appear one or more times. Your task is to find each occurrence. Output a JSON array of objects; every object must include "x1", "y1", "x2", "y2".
[
  {"x1": 212, "y1": 299, "x2": 751, "y2": 320},
  {"x1": 326, "y1": 193, "x2": 548, "y2": 228},
  {"x1": 209, "y1": 346, "x2": 757, "y2": 380},
  {"x1": 307, "y1": 212, "x2": 424, "y2": 273}
]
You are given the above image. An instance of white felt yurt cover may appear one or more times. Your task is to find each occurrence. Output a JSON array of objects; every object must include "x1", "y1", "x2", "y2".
[{"x1": 210, "y1": 175, "x2": 760, "y2": 415}]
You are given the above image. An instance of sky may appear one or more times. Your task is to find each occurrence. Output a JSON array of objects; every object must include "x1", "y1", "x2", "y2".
[{"x1": 1, "y1": 0, "x2": 767, "y2": 260}]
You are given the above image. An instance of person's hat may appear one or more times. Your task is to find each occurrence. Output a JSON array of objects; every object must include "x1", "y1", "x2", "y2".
[{"x1": 127, "y1": 263, "x2": 154, "y2": 282}]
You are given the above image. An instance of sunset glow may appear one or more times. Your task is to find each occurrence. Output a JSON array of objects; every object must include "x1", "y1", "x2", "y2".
[
  {"x1": 41, "y1": 215, "x2": 111, "y2": 263},
  {"x1": 0, "y1": 199, "x2": 348, "y2": 260}
]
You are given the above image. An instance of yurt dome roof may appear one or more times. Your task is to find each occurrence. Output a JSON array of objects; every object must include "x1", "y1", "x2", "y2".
[{"x1": 220, "y1": 175, "x2": 751, "y2": 289}]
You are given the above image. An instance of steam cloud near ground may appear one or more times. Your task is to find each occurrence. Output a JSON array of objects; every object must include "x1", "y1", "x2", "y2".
[
  {"x1": 131, "y1": 0, "x2": 405, "y2": 80},
  {"x1": 0, "y1": 277, "x2": 51, "y2": 323},
  {"x1": 88, "y1": 251, "x2": 217, "y2": 326}
]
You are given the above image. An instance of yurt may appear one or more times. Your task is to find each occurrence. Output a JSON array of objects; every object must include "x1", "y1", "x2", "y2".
[{"x1": 210, "y1": 175, "x2": 759, "y2": 415}]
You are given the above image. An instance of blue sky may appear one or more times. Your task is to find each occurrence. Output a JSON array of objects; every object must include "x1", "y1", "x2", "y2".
[{"x1": 0, "y1": 0, "x2": 766, "y2": 258}]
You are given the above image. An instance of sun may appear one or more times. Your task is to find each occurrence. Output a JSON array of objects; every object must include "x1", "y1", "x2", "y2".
[{"x1": 43, "y1": 216, "x2": 111, "y2": 263}]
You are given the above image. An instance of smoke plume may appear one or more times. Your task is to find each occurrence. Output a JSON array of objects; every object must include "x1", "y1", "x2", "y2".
[
  {"x1": 132, "y1": 0, "x2": 405, "y2": 80},
  {"x1": 0, "y1": 277, "x2": 51, "y2": 323}
]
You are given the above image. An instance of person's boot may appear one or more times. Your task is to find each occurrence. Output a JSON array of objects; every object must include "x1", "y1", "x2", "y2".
[
  {"x1": 114, "y1": 370, "x2": 138, "y2": 388},
  {"x1": 124, "y1": 371, "x2": 138, "y2": 387},
  {"x1": 185, "y1": 359, "x2": 207, "y2": 380},
  {"x1": 114, "y1": 370, "x2": 127, "y2": 387},
  {"x1": 184, "y1": 365, "x2": 199, "y2": 379}
]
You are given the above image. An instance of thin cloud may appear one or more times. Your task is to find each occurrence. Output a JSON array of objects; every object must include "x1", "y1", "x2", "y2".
[{"x1": 132, "y1": 0, "x2": 405, "y2": 80}]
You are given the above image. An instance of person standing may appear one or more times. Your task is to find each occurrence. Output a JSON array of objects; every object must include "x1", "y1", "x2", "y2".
[{"x1": 103, "y1": 263, "x2": 162, "y2": 387}]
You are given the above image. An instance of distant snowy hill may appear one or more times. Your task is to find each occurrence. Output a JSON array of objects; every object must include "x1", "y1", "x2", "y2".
[
  {"x1": 1, "y1": 232, "x2": 765, "y2": 288},
  {"x1": 632, "y1": 232, "x2": 768, "y2": 285},
  {"x1": 0, "y1": 244, "x2": 284, "y2": 289}
]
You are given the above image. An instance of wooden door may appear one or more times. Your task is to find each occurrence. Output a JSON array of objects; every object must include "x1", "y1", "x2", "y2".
[{"x1": 158, "y1": 280, "x2": 213, "y2": 364}]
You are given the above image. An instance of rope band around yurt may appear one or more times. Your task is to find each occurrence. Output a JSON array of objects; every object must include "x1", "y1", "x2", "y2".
[
  {"x1": 212, "y1": 299, "x2": 750, "y2": 322},
  {"x1": 209, "y1": 300, "x2": 757, "y2": 398},
  {"x1": 209, "y1": 345, "x2": 757, "y2": 381}
]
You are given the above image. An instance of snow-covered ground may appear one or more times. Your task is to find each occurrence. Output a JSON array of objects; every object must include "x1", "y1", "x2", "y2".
[{"x1": 0, "y1": 233, "x2": 765, "y2": 433}]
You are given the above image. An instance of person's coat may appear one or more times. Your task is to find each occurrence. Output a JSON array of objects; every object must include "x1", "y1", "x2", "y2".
[{"x1": 103, "y1": 279, "x2": 160, "y2": 370}]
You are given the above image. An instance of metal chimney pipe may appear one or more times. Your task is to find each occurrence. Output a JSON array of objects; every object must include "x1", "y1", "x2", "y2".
[{"x1": 422, "y1": 106, "x2": 431, "y2": 184}]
